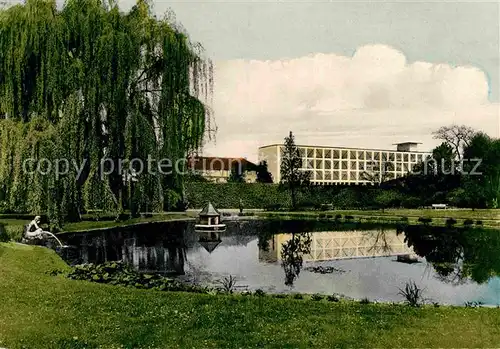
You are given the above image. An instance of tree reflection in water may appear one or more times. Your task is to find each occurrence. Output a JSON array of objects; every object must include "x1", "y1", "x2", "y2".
[
  {"x1": 400, "y1": 225, "x2": 500, "y2": 285},
  {"x1": 280, "y1": 232, "x2": 312, "y2": 287}
]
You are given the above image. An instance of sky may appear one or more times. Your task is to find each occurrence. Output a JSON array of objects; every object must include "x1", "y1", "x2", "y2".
[{"x1": 7, "y1": 0, "x2": 500, "y2": 162}]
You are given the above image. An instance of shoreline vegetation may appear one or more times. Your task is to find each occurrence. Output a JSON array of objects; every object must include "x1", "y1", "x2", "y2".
[{"x1": 1, "y1": 242, "x2": 500, "y2": 348}]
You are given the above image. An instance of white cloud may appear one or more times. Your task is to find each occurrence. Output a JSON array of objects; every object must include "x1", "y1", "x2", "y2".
[{"x1": 203, "y1": 44, "x2": 499, "y2": 162}]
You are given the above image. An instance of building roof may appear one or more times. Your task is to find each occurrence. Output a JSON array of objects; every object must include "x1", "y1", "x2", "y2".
[
  {"x1": 199, "y1": 202, "x2": 220, "y2": 217},
  {"x1": 199, "y1": 240, "x2": 221, "y2": 253},
  {"x1": 187, "y1": 157, "x2": 257, "y2": 171},
  {"x1": 258, "y1": 143, "x2": 430, "y2": 154},
  {"x1": 392, "y1": 142, "x2": 422, "y2": 145}
]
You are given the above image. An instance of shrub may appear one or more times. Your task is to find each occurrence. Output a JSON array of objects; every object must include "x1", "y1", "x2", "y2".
[
  {"x1": 5, "y1": 225, "x2": 24, "y2": 242},
  {"x1": 293, "y1": 293, "x2": 303, "y2": 300},
  {"x1": 0, "y1": 223, "x2": 9, "y2": 242},
  {"x1": 401, "y1": 196, "x2": 421, "y2": 209},
  {"x1": 326, "y1": 295, "x2": 340, "y2": 302},
  {"x1": 445, "y1": 218, "x2": 457, "y2": 226},
  {"x1": 418, "y1": 217, "x2": 432, "y2": 225},
  {"x1": 273, "y1": 294, "x2": 287, "y2": 299},
  {"x1": 311, "y1": 294, "x2": 324, "y2": 301},
  {"x1": 254, "y1": 289, "x2": 266, "y2": 297},
  {"x1": 464, "y1": 219, "x2": 474, "y2": 227},
  {"x1": 334, "y1": 214, "x2": 342, "y2": 220},
  {"x1": 359, "y1": 297, "x2": 370, "y2": 304},
  {"x1": 476, "y1": 220, "x2": 483, "y2": 226}
]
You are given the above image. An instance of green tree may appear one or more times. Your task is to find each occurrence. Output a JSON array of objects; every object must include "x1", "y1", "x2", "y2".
[
  {"x1": 280, "y1": 131, "x2": 310, "y2": 210},
  {"x1": 228, "y1": 162, "x2": 245, "y2": 183},
  {"x1": 0, "y1": 0, "x2": 214, "y2": 224},
  {"x1": 463, "y1": 133, "x2": 500, "y2": 208},
  {"x1": 374, "y1": 190, "x2": 401, "y2": 212},
  {"x1": 256, "y1": 161, "x2": 273, "y2": 183},
  {"x1": 361, "y1": 161, "x2": 394, "y2": 185}
]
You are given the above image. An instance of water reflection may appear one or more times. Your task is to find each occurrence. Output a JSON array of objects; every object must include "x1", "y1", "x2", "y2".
[
  {"x1": 260, "y1": 229, "x2": 415, "y2": 287},
  {"x1": 59, "y1": 220, "x2": 500, "y2": 304},
  {"x1": 401, "y1": 225, "x2": 500, "y2": 285}
]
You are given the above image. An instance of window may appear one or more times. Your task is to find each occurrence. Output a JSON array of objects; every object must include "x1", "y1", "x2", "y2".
[
  {"x1": 350, "y1": 171, "x2": 357, "y2": 181},
  {"x1": 307, "y1": 148, "x2": 314, "y2": 157},
  {"x1": 332, "y1": 171, "x2": 339, "y2": 180},
  {"x1": 350, "y1": 161, "x2": 357, "y2": 170},
  {"x1": 403, "y1": 154, "x2": 409, "y2": 162},
  {"x1": 358, "y1": 162, "x2": 365, "y2": 171},
  {"x1": 374, "y1": 152, "x2": 380, "y2": 160},
  {"x1": 333, "y1": 160, "x2": 340, "y2": 169},
  {"x1": 341, "y1": 161, "x2": 348, "y2": 170},
  {"x1": 333, "y1": 150, "x2": 340, "y2": 159},
  {"x1": 350, "y1": 151, "x2": 356, "y2": 159},
  {"x1": 316, "y1": 149, "x2": 323, "y2": 158},
  {"x1": 417, "y1": 155, "x2": 423, "y2": 162},
  {"x1": 382, "y1": 153, "x2": 388, "y2": 162},
  {"x1": 325, "y1": 149, "x2": 331, "y2": 158},
  {"x1": 366, "y1": 152, "x2": 373, "y2": 160},
  {"x1": 324, "y1": 160, "x2": 331, "y2": 169},
  {"x1": 315, "y1": 160, "x2": 323, "y2": 169},
  {"x1": 410, "y1": 154, "x2": 416, "y2": 162},
  {"x1": 396, "y1": 163, "x2": 402, "y2": 171},
  {"x1": 396, "y1": 153, "x2": 402, "y2": 161},
  {"x1": 357, "y1": 151, "x2": 365, "y2": 160},
  {"x1": 389, "y1": 153, "x2": 395, "y2": 161},
  {"x1": 298, "y1": 148, "x2": 305, "y2": 157},
  {"x1": 315, "y1": 171, "x2": 323, "y2": 180},
  {"x1": 403, "y1": 163, "x2": 409, "y2": 172},
  {"x1": 307, "y1": 159, "x2": 314, "y2": 169},
  {"x1": 341, "y1": 171, "x2": 348, "y2": 180},
  {"x1": 301, "y1": 158, "x2": 307, "y2": 168},
  {"x1": 325, "y1": 171, "x2": 332, "y2": 180},
  {"x1": 341, "y1": 150, "x2": 348, "y2": 159}
]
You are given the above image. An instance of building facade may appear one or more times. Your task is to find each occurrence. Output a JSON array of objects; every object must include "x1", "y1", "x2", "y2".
[
  {"x1": 187, "y1": 157, "x2": 257, "y2": 183},
  {"x1": 258, "y1": 142, "x2": 431, "y2": 185}
]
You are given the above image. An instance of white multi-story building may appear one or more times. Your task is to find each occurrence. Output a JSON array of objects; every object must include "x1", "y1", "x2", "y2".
[{"x1": 258, "y1": 142, "x2": 431, "y2": 185}]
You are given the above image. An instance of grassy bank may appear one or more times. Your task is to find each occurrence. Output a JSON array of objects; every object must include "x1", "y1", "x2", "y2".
[
  {"x1": 258, "y1": 209, "x2": 500, "y2": 228},
  {"x1": 1, "y1": 243, "x2": 500, "y2": 348},
  {"x1": 0, "y1": 213, "x2": 194, "y2": 240}
]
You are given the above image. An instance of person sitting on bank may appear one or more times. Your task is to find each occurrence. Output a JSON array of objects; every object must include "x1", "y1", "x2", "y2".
[{"x1": 25, "y1": 216, "x2": 48, "y2": 239}]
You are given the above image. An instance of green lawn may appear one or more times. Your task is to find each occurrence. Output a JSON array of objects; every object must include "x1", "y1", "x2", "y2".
[
  {"x1": 1, "y1": 242, "x2": 500, "y2": 348},
  {"x1": 259, "y1": 209, "x2": 500, "y2": 228}
]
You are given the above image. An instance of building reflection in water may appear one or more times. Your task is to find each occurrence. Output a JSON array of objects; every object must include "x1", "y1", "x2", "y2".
[
  {"x1": 259, "y1": 229, "x2": 416, "y2": 287},
  {"x1": 259, "y1": 230, "x2": 415, "y2": 263}
]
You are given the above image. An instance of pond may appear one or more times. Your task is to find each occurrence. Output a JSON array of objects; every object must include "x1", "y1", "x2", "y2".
[{"x1": 57, "y1": 219, "x2": 500, "y2": 306}]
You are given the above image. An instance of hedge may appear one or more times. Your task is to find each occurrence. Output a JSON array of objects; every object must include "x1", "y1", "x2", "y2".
[{"x1": 185, "y1": 183, "x2": 380, "y2": 209}]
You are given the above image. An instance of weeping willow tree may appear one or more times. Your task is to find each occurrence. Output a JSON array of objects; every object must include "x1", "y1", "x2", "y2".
[{"x1": 0, "y1": 0, "x2": 215, "y2": 226}]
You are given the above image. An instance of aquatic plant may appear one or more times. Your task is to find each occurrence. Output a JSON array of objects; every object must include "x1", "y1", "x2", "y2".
[
  {"x1": 66, "y1": 261, "x2": 207, "y2": 293},
  {"x1": 398, "y1": 280, "x2": 425, "y2": 307},
  {"x1": 217, "y1": 275, "x2": 238, "y2": 293}
]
